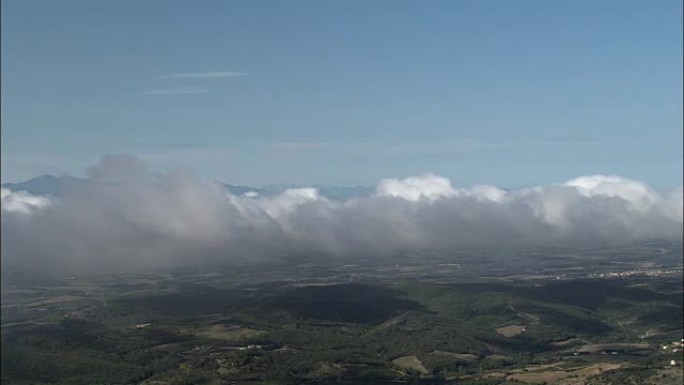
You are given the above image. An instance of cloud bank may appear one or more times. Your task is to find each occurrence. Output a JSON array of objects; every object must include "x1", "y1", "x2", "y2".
[{"x1": 2, "y1": 156, "x2": 681, "y2": 280}]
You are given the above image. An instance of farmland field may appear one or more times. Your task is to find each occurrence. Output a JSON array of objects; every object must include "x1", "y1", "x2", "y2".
[{"x1": 2, "y1": 243, "x2": 683, "y2": 384}]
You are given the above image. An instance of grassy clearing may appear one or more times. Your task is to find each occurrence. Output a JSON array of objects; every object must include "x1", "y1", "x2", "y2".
[
  {"x1": 505, "y1": 362, "x2": 622, "y2": 384},
  {"x1": 576, "y1": 343, "x2": 651, "y2": 354},
  {"x1": 391, "y1": 355, "x2": 429, "y2": 374},
  {"x1": 430, "y1": 350, "x2": 479, "y2": 361},
  {"x1": 549, "y1": 338, "x2": 589, "y2": 347},
  {"x1": 181, "y1": 324, "x2": 266, "y2": 341},
  {"x1": 496, "y1": 324, "x2": 527, "y2": 337}
]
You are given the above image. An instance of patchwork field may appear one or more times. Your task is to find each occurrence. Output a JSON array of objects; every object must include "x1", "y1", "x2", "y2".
[{"x1": 2, "y1": 245, "x2": 683, "y2": 384}]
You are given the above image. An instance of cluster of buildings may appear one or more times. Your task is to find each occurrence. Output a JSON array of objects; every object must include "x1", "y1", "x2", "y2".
[
  {"x1": 661, "y1": 339, "x2": 684, "y2": 354},
  {"x1": 591, "y1": 268, "x2": 683, "y2": 279},
  {"x1": 662, "y1": 339, "x2": 683, "y2": 368}
]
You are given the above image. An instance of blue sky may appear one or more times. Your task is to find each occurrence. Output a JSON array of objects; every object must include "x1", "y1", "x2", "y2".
[{"x1": 2, "y1": 0, "x2": 682, "y2": 188}]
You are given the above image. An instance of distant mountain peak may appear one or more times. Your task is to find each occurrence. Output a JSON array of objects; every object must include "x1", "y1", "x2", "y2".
[{"x1": 1, "y1": 174, "x2": 83, "y2": 196}]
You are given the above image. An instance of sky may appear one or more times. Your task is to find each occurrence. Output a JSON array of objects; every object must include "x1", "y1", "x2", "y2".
[{"x1": 2, "y1": 0, "x2": 682, "y2": 189}]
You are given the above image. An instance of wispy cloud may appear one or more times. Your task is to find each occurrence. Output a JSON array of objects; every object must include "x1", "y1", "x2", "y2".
[
  {"x1": 161, "y1": 71, "x2": 247, "y2": 79},
  {"x1": 268, "y1": 139, "x2": 515, "y2": 156},
  {"x1": 268, "y1": 137, "x2": 619, "y2": 158},
  {"x1": 141, "y1": 87, "x2": 210, "y2": 95},
  {"x1": 135, "y1": 142, "x2": 215, "y2": 149},
  {"x1": 139, "y1": 147, "x2": 238, "y2": 167}
]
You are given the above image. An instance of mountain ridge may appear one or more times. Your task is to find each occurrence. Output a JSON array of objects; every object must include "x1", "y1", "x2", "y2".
[{"x1": 2, "y1": 175, "x2": 373, "y2": 200}]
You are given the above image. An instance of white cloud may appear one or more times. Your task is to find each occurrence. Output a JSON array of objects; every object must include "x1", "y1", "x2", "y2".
[
  {"x1": 375, "y1": 173, "x2": 457, "y2": 202},
  {"x1": 564, "y1": 175, "x2": 658, "y2": 212},
  {"x1": 659, "y1": 187, "x2": 683, "y2": 223},
  {"x1": 250, "y1": 188, "x2": 323, "y2": 219},
  {"x1": 468, "y1": 185, "x2": 507, "y2": 202},
  {"x1": 141, "y1": 87, "x2": 210, "y2": 95},
  {"x1": 268, "y1": 139, "x2": 515, "y2": 157},
  {"x1": 1, "y1": 188, "x2": 52, "y2": 214}
]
